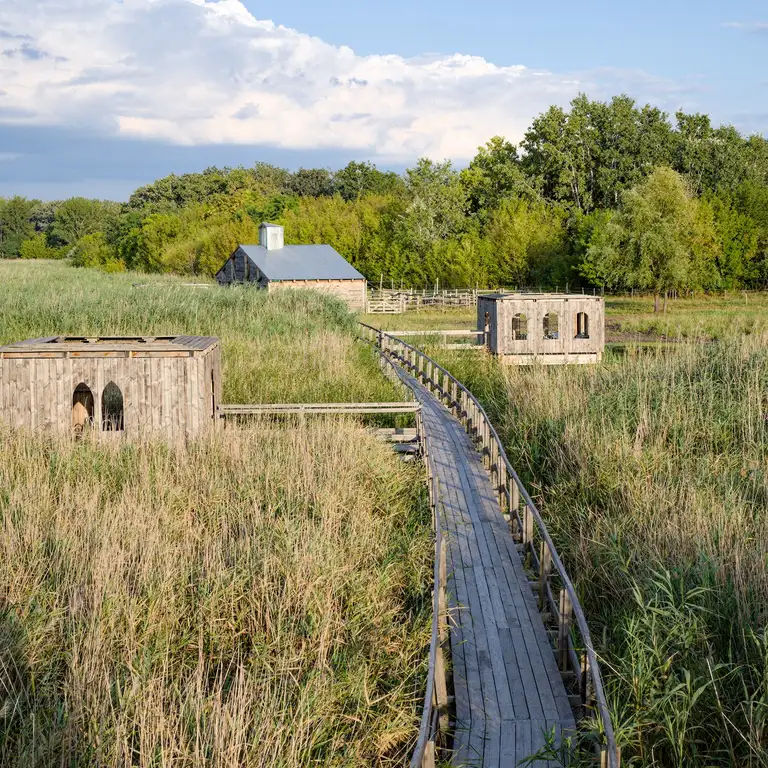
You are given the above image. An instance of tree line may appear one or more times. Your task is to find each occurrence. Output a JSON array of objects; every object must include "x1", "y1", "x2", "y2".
[{"x1": 3, "y1": 94, "x2": 768, "y2": 307}]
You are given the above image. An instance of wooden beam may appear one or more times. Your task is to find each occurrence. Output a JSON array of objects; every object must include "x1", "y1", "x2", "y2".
[{"x1": 219, "y1": 402, "x2": 421, "y2": 416}]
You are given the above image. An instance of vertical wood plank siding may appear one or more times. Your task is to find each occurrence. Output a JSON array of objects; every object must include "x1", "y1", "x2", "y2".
[
  {"x1": 0, "y1": 340, "x2": 221, "y2": 441},
  {"x1": 479, "y1": 295, "x2": 605, "y2": 364}
]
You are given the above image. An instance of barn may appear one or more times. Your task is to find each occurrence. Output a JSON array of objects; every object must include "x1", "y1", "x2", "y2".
[{"x1": 216, "y1": 223, "x2": 368, "y2": 311}]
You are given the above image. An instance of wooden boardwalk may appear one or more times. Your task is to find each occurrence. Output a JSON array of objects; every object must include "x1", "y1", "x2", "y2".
[{"x1": 400, "y1": 369, "x2": 576, "y2": 767}]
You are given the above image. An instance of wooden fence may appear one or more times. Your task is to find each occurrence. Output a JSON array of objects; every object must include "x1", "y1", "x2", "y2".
[
  {"x1": 360, "y1": 323, "x2": 621, "y2": 768},
  {"x1": 366, "y1": 288, "x2": 496, "y2": 314}
]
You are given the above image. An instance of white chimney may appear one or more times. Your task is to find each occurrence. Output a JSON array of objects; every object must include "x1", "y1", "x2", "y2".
[{"x1": 259, "y1": 223, "x2": 284, "y2": 251}]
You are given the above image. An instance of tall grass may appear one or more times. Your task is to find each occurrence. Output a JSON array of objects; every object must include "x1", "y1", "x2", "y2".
[
  {"x1": 438, "y1": 338, "x2": 768, "y2": 767},
  {"x1": 0, "y1": 261, "x2": 432, "y2": 766},
  {"x1": 363, "y1": 293, "x2": 768, "y2": 341},
  {"x1": 0, "y1": 260, "x2": 396, "y2": 403},
  {"x1": 0, "y1": 425, "x2": 431, "y2": 766}
]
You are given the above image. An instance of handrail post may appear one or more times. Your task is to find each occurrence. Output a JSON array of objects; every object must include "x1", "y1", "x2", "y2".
[
  {"x1": 581, "y1": 649, "x2": 594, "y2": 715},
  {"x1": 510, "y1": 480, "x2": 520, "y2": 538},
  {"x1": 558, "y1": 589, "x2": 573, "y2": 671},
  {"x1": 538, "y1": 542, "x2": 552, "y2": 611}
]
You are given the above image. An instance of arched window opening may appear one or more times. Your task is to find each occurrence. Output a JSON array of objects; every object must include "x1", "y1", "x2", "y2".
[
  {"x1": 511, "y1": 313, "x2": 528, "y2": 340},
  {"x1": 72, "y1": 383, "x2": 94, "y2": 435},
  {"x1": 543, "y1": 312, "x2": 559, "y2": 340},
  {"x1": 575, "y1": 312, "x2": 590, "y2": 339},
  {"x1": 102, "y1": 382, "x2": 124, "y2": 432}
]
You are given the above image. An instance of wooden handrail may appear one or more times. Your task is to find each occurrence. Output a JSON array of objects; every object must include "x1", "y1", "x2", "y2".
[
  {"x1": 359, "y1": 322, "x2": 620, "y2": 768},
  {"x1": 218, "y1": 402, "x2": 420, "y2": 416}
]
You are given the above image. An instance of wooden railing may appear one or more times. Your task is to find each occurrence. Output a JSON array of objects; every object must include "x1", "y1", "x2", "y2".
[
  {"x1": 360, "y1": 323, "x2": 621, "y2": 768},
  {"x1": 218, "y1": 402, "x2": 420, "y2": 416},
  {"x1": 379, "y1": 329, "x2": 484, "y2": 350}
]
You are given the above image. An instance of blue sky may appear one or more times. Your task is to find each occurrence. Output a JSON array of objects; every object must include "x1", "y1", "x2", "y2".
[{"x1": 0, "y1": 0, "x2": 766, "y2": 201}]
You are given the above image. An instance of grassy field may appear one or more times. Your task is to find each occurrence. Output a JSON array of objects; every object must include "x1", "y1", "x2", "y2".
[
  {"x1": 0, "y1": 261, "x2": 432, "y2": 766},
  {"x1": 362, "y1": 291, "x2": 768, "y2": 342},
  {"x1": 429, "y1": 336, "x2": 768, "y2": 766},
  {"x1": 1, "y1": 260, "x2": 397, "y2": 404}
]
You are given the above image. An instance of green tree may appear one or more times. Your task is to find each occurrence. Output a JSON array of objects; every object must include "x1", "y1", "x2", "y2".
[
  {"x1": 575, "y1": 209, "x2": 622, "y2": 290},
  {"x1": 334, "y1": 161, "x2": 403, "y2": 202},
  {"x1": 588, "y1": 168, "x2": 716, "y2": 310},
  {"x1": 399, "y1": 158, "x2": 466, "y2": 257},
  {"x1": 18, "y1": 232, "x2": 60, "y2": 260},
  {"x1": 72, "y1": 232, "x2": 124, "y2": 271},
  {"x1": 51, "y1": 198, "x2": 116, "y2": 247},
  {"x1": 287, "y1": 168, "x2": 335, "y2": 198},
  {"x1": 485, "y1": 199, "x2": 568, "y2": 287},
  {"x1": 462, "y1": 136, "x2": 533, "y2": 216},
  {"x1": 0, "y1": 196, "x2": 36, "y2": 257}
]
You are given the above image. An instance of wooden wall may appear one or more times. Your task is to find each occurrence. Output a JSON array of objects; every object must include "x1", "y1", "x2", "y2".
[
  {"x1": 479, "y1": 296, "x2": 605, "y2": 362},
  {"x1": 0, "y1": 347, "x2": 221, "y2": 440},
  {"x1": 268, "y1": 279, "x2": 368, "y2": 311}
]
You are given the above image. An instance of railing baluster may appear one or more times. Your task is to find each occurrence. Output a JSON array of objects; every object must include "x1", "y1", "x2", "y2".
[
  {"x1": 539, "y1": 542, "x2": 552, "y2": 612},
  {"x1": 558, "y1": 589, "x2": 573, "y2": 671}
]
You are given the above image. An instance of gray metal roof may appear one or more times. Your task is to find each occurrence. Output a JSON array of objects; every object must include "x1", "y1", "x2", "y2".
[{"x1": 238, "y1": 244, "x2": 365, "y2": 282}]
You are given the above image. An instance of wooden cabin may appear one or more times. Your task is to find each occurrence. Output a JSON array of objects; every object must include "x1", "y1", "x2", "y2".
[
  {"x1": 478, "y1": 294, "x2": 604, "y2": 365},
  {"x1": 216, "y1": 223, "x2": 368, "y2": 311},
  {"x1": 0, "y1": 335, "x2": 221, "y2": 440}
]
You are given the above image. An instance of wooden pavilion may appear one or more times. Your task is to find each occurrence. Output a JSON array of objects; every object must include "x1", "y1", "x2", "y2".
[{"x1": 0, "y1": 335, "x2": 221, "y2": 440}]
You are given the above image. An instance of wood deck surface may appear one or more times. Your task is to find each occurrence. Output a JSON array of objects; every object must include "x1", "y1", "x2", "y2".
[{"x1": 399, "y1": 369, "x2": 576, "y2": 767}]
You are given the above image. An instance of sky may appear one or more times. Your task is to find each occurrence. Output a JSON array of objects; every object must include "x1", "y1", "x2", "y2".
[{"x1": 0, "y1": 0, "x2": 766, "y2": 201}]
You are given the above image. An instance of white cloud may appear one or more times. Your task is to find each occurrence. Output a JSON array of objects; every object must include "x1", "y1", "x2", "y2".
[
  {"x1": 0, "y1": 0, "x2": 694, "y2": 161},
  {"x1": 723, "y1": 21, "x2": 768, "y2": 33}
]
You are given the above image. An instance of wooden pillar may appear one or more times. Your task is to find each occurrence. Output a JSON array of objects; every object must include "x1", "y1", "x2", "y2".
[
  {"x1": 538, "y1": 542, "x2": 552, "y2": 611},
  {"x1": 558, "y1": 589, "x2": 573, "y2": 670},
  {"x1": 510, "y1": 480, "x2": 520, "y2": 536}
]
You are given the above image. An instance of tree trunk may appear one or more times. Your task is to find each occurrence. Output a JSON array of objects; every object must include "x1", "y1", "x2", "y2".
[
  {"x1": 663, "y1": 291, "x2": 668, "y2": 313},
  {"x1": 654, "y1": 293, "x2": 660, "y2": 313}
]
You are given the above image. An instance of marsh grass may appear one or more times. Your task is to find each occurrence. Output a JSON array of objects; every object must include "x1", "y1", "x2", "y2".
[
  {"x1": 0, "y1": 260, "x2": 396, "y2": 403},
  {"x1": 0, "y1": 261, "x2": 431, "y2": 766},
  {"x1": 0, "y1": 424, "x2": 432, "y2": 766},
  {"x1": 606, "y1": 293, "x2": 768, "y2": 340},
  {"x1": 437, "y1": 338, "x2": 768, "y2": 766},
  {"x1": 363, "y1": 293, "x2": 768, "y2": 342}
]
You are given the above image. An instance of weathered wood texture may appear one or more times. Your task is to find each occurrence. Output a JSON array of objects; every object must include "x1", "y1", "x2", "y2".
[
  {"x1": 402, "y1": 367, "x2": 575, "y2": 766},
  {"x1": 0, "y1": 336, "x2": 221, "y2": 441},
  {"x1": 478, "y1": 294, "x2": 604, "y2": 364},
  {"x1": 219, "y1": 402, "x2": 420, "y2": 415},
  {"x1": 268, "y1": 279, "x2": 368, "y2": 311},
  {"x1": 360, "y1": 324, "x2": 620, "y2": 768},
  {"x1": 366, "y1": 288, "x2": 498, "y2": 314}
]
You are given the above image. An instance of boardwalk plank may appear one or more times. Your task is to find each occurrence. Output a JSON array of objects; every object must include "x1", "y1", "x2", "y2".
[{"x1": 392, "y1": 367, "x2": 575, "y2": 768}]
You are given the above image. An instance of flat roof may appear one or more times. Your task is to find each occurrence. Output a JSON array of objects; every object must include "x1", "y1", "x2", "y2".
[
  {"x1": 481, "y1": 293, "x2": 604, "y2": 301},
  {"x1": 0, "y1": 335, "x2": 219, "y2": 358}
]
